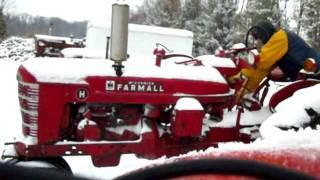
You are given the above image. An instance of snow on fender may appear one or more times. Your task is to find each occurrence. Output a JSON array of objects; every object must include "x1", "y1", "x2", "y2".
[{"x1": 260, "y1": 84, "x2": 320, "y2": 140}]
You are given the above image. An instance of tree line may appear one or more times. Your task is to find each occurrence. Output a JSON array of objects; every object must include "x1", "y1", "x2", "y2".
[
  {"x1": 0, "y1": 0, "x2": 87, "y2": 40},
  {"x1": 5, "y1": 14, "x2": 87, "y2": 38}
]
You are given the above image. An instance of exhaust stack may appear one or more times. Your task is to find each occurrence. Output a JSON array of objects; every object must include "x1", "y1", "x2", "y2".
[{"x1": 110, "y1": 3, "x2": 129, "y2": 76}]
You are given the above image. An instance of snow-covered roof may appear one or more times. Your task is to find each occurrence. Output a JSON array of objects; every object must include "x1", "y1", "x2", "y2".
[
  {"x1": 22, "y1": 56, "x2": 227, "y2": 84},
  {"x1": 87, "y1": 22, "x2": 193, "y2": 38}
]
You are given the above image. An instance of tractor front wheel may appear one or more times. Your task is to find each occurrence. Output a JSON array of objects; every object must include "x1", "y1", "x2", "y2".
[{"x1": 5, "y1": 156, "x2": 72, "y2": 173}]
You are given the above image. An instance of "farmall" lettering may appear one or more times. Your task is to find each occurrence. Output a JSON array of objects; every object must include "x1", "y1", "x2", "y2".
[{"x1": 106, "y1": 80, "x2": 164, "y2": 93}]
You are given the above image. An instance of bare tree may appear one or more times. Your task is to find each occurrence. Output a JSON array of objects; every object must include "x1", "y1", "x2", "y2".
[
  {"x1": 0, "y1": 0, "x2": 15, "y2": 14},
  {"x1": 0, "y1": 0, "x2": 7, "y2": 39},
  {"x1": 0, "y1": 0, "x2": 15, "y2": 39},
  {"x1": 296, "y1": 0, "x2": 305, "y2": 35}
]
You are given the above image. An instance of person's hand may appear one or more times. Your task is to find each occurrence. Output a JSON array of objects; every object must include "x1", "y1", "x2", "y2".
[
  {"x1": 228, "y1": 72, "x2": 244, "y2": 84},
  {"x1": 228, "y1": 72, "x2": 239, "y2": 84}
]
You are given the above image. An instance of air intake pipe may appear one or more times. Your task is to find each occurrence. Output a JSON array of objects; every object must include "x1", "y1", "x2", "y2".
[{"x1": 110, "y1": 3, "x2": 129, "y2": 76}]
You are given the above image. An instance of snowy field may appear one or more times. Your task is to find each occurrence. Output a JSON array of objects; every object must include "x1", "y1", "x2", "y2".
[{"x1": 1, "y1": 37, "x2": 320, "y2": 179}]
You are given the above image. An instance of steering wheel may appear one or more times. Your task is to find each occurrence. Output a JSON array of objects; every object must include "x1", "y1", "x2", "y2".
[
  {"x1": 115, "y1": 159, "x2": 314, "y2": 180},
  {"x1": 245, "y1": 26, "x2": 258, "y2": 48},
  {"x1": 162, "y1": 53, "x2": 193, "y2": 60},
  {"x1": 161, "y1": 53, "x2": 199, "y2": 66},
  {"x1": 153, "y1": 43, "x2": 194, "y2": 64}
]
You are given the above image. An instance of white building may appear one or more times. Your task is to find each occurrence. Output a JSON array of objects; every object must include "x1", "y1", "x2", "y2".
[{"x1": 85, "y1": 22, "x2": 194, "y2": 56}]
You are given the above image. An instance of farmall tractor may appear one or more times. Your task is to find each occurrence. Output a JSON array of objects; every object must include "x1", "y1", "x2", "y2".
[
  {"x1": 34, "y1": 34, "x2": 85, "y2": 57},
  {"x1": 2, "y1": 4, "x2": 320, "y2": 172}
]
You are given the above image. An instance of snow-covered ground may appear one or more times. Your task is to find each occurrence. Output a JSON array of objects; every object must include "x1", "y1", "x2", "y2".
[
  {"x1": 0, "y1": 37, "x2": 34, "y2": 62},
  {"x1": 1, "y1": 37, "x2": 320, "y2": 179}
]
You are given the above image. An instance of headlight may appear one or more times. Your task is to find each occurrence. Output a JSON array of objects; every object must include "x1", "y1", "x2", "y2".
[
  {"x1": 247, "y1": 49, "x2": 260, "y2": 66},
  {"x1": 303, "y1": 58, "x2": 317, "y2": 73}
]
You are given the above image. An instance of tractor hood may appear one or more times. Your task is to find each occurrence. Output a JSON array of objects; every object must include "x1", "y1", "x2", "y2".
[{"x1": 21, "y1": 57, "x2": 228, "y2": 85}]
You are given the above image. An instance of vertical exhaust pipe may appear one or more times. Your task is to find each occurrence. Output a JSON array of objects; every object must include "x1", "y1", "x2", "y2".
[{"x1": 110, "y1": 3, "x2": 129, "y2": 76}]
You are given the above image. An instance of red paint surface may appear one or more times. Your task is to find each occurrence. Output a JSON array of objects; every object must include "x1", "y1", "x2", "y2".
[{"x1": 171, "y1": 148, "x2": 320, "y2": 179}]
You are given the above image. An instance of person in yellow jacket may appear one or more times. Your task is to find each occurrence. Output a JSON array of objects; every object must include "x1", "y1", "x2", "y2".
[{"x1": 232, "y1": 19, "x2": 320, "y2": 101}]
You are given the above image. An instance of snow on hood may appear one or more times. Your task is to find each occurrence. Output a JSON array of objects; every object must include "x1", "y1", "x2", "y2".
[
  {"x1": 61, "y1": 48, "x2": 106, "y2": 59},
  {"x1": 22, "y1": 57, "x2": 228, "y2": 84},
  {"x1": 195, "y1": 55, "x2": 235, "y2": 68}
]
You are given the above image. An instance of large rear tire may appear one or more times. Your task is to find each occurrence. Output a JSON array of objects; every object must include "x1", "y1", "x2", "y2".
[{"x1": 5, "y1": 157, "x2": 72, "y2": 173}]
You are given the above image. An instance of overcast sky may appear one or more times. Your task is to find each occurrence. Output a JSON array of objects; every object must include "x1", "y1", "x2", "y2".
[{"x1": 9, "y1": 0, "x2": 144, "y2": 22}]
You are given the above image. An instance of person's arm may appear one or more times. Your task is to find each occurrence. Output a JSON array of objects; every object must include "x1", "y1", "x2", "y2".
[{"x1": 242, "y1": 29, "x2": 289, "y2": 91}]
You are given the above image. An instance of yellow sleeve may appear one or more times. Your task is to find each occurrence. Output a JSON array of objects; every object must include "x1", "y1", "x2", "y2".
[
  {"x1": 241, "y1": 67, "x2": 269, "y2": 91},
  {"x1": 242, "y1": 30, "x2": 288, "y2": 91},
  {"x1": 258, "y1": 29, "x2": 288, "y2": 70}
]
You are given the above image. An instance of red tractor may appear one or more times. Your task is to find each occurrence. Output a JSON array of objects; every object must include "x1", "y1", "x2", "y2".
[
  {"x1": 34, "y1": 34, "x2": 85, "y2": 57},
  {"x1": 2, "y1": 4, "x2": 320, "y2": 173}
]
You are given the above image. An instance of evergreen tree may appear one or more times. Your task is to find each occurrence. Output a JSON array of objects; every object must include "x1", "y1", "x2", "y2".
[
  {"x1": 181, "y1": 0, "x2": 205, "y2": 55},
  {"x1": 130, "y1": 6, "x2": 147, "y2": 24},
  {"x1": 180, "y1": 0, "x2": 202, "y2": 28},
  {"x1": 244, "y1": 0, "x2": 282, "y2": 26},
  {"x1": 143, "y1": 0, "x2": 182, "y2": 28},
  {"x1": 201, "y1": 0, "x2": 237, "y2": 53},
  {"x1": 181, "y1": 0, "x2": 238, "y2": 55}
]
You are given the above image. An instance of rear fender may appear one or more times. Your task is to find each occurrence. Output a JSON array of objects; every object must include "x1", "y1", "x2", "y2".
[{"x1": 269, "y1": 79, "x2": 320, "y2": 112}]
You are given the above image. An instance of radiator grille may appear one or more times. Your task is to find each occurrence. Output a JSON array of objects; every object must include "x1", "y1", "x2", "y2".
[{"x1": 18, "y1": 81, "x2": 39, "y2": 139}]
